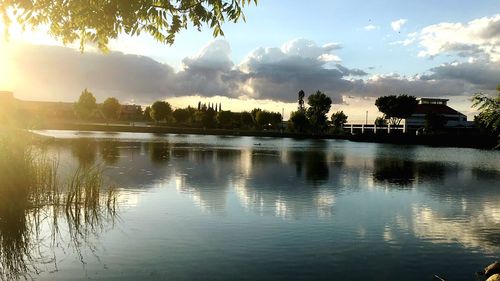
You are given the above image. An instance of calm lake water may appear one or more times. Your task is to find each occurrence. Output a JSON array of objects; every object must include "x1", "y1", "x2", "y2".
[{"x1": 9, "y1": 130, "x2": 500, "y2": 280}]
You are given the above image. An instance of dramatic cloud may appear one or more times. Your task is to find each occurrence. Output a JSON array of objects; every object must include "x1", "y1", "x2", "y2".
[
  {"x1": 237, "y1": 39, "x2": 350, "y2": 103},
  {"x1": 5, "y1": 37, "x2": 498, "y2": 106},
  {"x1": 9, "y1": 44, "x2": 175, "y2": 103},
  {"x1": 422, "y1": 61, "x2": 500, "y2": 89},
  {"x1": 349, "y1": 74, "x2": 469, "y2": 98},
  {"x1": 391, "y1": 19, "x2": 408, "y2": 32},
  {"x1": 416, "y1": 14, "x2": 500, "y2": 61}
]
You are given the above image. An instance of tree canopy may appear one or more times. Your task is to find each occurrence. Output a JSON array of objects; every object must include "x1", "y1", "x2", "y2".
[
  {"x1": 290, "y1": 110, "x2": 308, "y2": 133},
  {"x1": 74, "y1": 89, "x2": 97, "y2": 120},
  {"x1": 1, "y1": 0, "x2": 257, "y2": 50},
  {"x1": 331, "y1": 111, "x2": 347, "y2": 129},
  {"x1": 150, "y1": 101, "x2": 172, "y2": 123},
  {"x1": 306, "y1": 90, "x2": 332, "y2": 134},
  {"x1": 101, "y1": 97, "x2": 121, "y2": 122},
  {"x1": 375, "y1": 95, "x2": 418, "y2": 127},
  {"x1": 472, "y1": 85, "x2": 500, "y2": 142}
]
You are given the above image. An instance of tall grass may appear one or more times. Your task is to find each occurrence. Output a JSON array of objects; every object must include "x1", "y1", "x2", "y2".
[{"x1": 0, "y1": 130, "x2": 118, "y2": 280}]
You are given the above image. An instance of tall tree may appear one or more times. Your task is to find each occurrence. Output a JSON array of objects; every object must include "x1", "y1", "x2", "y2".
[
  {"x1": 173, "y1": 108, "x2": 190, "y2": 125},
  {"x1": 331, "y1": 111, "x2": 348, "y2": 129},
  {"x1": 472, "y1": 85, "x2": 500, "y2": 147},
  {"x1": 239, "y1": 112, "x2": 254, "y2": 129},
  {"x1": 101, "y1": 97, "x2": 121, "y2": 123},
  {"x1": 2, "y1": 0, "x2": 257, "y2": 51},
  {"x1": 290, "y1": 110, "x2": 308, "y2": 133},
  {"x1": 150, "y1": 101, "x2": 172, "y2": 123},
  {"x1": 216, "y1": 110, "x2": 234, "y2": 129},
  {"x1": 202, "y1": 107, "x2": 217, "y2": 128},
  {"x1": 298, "y1": 90, "x2": 305, "y2": 112},
  {"x1": 375, "y1": 94, "x2": 418, "y2": 127},
  {"x1": 144, "y1": 106, "x2": 152, "y2": 121},
  {"x1": 306, "y1": 90, "x2": 332, "y2": 134},
  {"x1": 74, "y1": 88, "x2": 97, "y2": 120}
]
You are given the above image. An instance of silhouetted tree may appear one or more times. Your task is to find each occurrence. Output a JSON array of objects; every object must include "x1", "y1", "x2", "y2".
[
  {"x1": 74, "y1": 89, "x2": 97, "y2": 120},
  {"x1": 150, "y1": 101, "x2": 172, "y2": 123},
  {"x1": 101, "y1": 97, "x2": 121, "y2": 124},
  {"x1": 375, "y1": 95, "x2": 418, "y2": 128},
  {"x1": 143, "y1": 106, "x2": 152, "y2": 121},
  {"x1": 239, "y1": 112, "x2": 254, "y2": 129},
  {"x1": 472, "y1": 85, "x2": 500, "y2": 134},
  {"x1": 216, "y1": 110, "x2": 234, "y2": 128},
  {"x1": 331, "y1": 111, "x2": 348, "y2": 130},
  {"x1": 306, "y1": 90, "x2": 332, "y2": 134},
  {"x1": 173, "y1": 108, "x2": 190, "y2": 125},
  {"x1": 298, "y1": 90, "x2": 305, "y2": 111},
  {"x1": 374, "y1": 117, "x2": 387, "y2": 126},
  {"x1": 202, "y1": 108, "x2": 217, "y2": 128},
  {"x1": 290, "y1": 110, "x2": 309, "y2": 133},
  {"x1": 255, "y1": 110, "x2": 281, "y2": 130}
]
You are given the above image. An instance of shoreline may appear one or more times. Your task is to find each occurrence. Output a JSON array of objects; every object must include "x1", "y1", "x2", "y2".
[{"x1": 33, "y1": 122, "x2": 497, "y2": 149}]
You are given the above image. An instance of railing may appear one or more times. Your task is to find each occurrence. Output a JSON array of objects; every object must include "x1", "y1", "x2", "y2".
[{"x1": 343, "y1": 124, "x2": 405, "y2": 134}]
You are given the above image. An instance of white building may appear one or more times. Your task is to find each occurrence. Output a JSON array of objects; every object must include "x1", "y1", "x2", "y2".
[{"x1": 406, "y1": 98, "x2": 469, "y2": 130}]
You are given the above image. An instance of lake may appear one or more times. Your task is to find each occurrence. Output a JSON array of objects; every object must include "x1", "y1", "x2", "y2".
[{"x1": 4, "y1": 130, "x2": 500, "y2": 281}]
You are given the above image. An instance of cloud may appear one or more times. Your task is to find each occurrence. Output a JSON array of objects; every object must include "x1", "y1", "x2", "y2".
[
  {"x1": 364, "y1": 25, "x2": 378, "y2": 31},
  {"x1": 4, "y1": 38, "x2": 498, "y2": 107},
  {"x1": 416, "y1": 14, "x2": 500, "y2": 61},
  {"x1": 390, "y1": 32, "x2": 417, "y2": 46},
  {"x1": 391, "y1": 19, "x2": 408, "y2": 32},
  {"x1": 349, "y1": 74, "x2": 469, "y2": 98},
  {"x1": 9, "y1": 44, "x2": 176, "y2": 103},
  {"x1": 422, "y1": 61, "x2": 500, "y2": 89}
]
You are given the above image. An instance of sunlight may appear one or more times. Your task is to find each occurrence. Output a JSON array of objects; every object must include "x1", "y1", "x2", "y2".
[{"x1": 0, "y1": 43, "x2": 13, "y2": 90}]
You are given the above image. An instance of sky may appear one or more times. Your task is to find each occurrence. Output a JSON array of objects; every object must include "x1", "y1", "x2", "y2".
[{"x1": 0, "y1": 0, "x2": 499, "y2": 122}]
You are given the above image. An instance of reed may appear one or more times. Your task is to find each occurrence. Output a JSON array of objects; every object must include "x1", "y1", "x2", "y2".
[{"x1": 0, "y1": 131, "x2": 119, "y2": 280}]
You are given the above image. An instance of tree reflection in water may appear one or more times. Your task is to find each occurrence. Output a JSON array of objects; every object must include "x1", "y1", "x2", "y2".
[
  {"x1": 0, "y1": 159, "x2": 118, "y2": 281},
  {"x1": 100, "y1": 140, "x2": 121, "y2": 165},
  {"x1": 71, "y1": 138, "x2": 98, "y2": 167}
]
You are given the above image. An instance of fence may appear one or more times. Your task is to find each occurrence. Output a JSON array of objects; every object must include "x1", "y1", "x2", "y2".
[{"x1": 343, "y1": 124, "x2": 405, "y2": 134}]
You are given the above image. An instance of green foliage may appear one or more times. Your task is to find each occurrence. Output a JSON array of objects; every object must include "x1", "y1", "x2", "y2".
[
  {"x1": 255, "y1": 110, "x2": 282, "y2": 130},
  {"x1": 74, "y1": 89, "x2": 97, "y2": 120},
  {"x1": 202, "y1": 107, "x2": 217, "y2": 128},
  {"x1": 172, "y1": 108, "x2": 190, "y2": 124},
  {"x1": 290, "y1": 110, "x2": 308, "y2": 133},
  {"x1": 1, "y1": 0, "x2": 257, "y2": 51},
  {"x1": 472, "y1": 89, "x2": 500, "y2": 134},
  {"x1": 374, "y1": 117, "x2": 387, "y2": 126},
  {"x1": 150, "y1": 101, "x2": 172, "y2": 123},
  {"x1": 216, "y1": 110, "x2": 234, "y2": 129},
  {"x1": 331, "y1": 111, "x2": 348, "y2": 128},
  {"x1": 472, "y1": 86, "x2": 500, "y2": 148},
  {"x1": 306, "y1": 90, "x2": 332, "y2": 134},
  {"x1": 375, "y1": 94, "x2": 418, "y2": 126},
  {"x1": 238, "y1": 111, "x2": 254, "y2": 129},
  {"x1": 143, "y1": 106, "x2": 152, "y2": 121},
  {"x1": 101, "y1": 97, "x2": 121, "y2": 122}
]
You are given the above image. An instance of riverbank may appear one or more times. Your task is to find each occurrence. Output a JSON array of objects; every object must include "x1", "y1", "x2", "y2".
[
  {"x1": 33, "y1": 121, "x2": 349, "y2": 140},
  {"x1": 33, "y1": 121, "x2": 497, "y2": 149}
]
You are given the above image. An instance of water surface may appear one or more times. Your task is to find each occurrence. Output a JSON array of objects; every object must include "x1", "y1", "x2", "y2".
[{"x1": 8, "y1": 130, "x2": 500, "y2": 280}]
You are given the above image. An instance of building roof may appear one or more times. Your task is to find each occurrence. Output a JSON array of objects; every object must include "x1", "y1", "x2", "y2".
[{"x1": 413, "y1": 104, "x2": 465, "y2": 116}]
